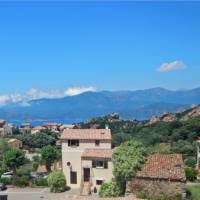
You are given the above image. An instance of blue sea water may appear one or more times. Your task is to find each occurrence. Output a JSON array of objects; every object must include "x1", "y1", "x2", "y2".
[{"x1": 7, "y1": 118, "x2": 85, "y2": 127}]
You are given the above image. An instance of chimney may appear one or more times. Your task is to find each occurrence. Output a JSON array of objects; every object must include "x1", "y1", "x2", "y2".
[{"x1": 105, "y1": 124, "x2": 109, "y2": 129}]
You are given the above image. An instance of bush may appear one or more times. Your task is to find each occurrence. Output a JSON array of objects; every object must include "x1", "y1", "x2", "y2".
[
  {"x1": 99, "y1": 181, "x2": 123, "y2": 197},
  {"x1": 136, "y1": 193, "x2": 182, "y2": 200},
  {"x1": 185, "y1": 157, "x2": 196, "y2": 168},
  {"x1": 47, "y1": 171, "x2": 66, "y2": 193},
  {"x1": 185, "y1": 167, "x2": 198, "y2": 182},
  {"x1": 32, "y1": 178, "x2": 48, "y2": 187},
  {"x1": 0, "y1": 178, "x2": 12, "y2": 185},
  {"x1": 12, "y1": 176, "x2": 29, "y2": 187}
]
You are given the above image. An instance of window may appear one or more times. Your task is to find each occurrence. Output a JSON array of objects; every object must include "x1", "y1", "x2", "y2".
[
  {"x1": 96, "y1": 180, "x2": 104, "y2": 185},
  {"x1": 70, "y1": 171, "x2": 77, "y2": 184},
  {"x1": 95, "y1": 140, "x2": 100, "y2": 146},
  {"x1": 92, "y1": 160, "x2": 108, "y2": 169},
  {"x1": 68, "y1": 140, "x2": 79, "y2": 147}
]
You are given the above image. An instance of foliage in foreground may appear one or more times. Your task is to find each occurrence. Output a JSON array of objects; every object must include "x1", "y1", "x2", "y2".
[
  {"x1": 99, "y1": 181, "x2": 123, "y2": 197},
  {"x1": 47, "y1": 171, "x2": 66, "y2": 193},
  {"x1": 185, "y1": 167, "x2": 198, "y2": 182},
  {"x1": 3, "y1": 148, "x2": 26, "y2": 173},
  {"x1": 136, "y1": 192, "x2": 182, "y2": 200},
  {"x1": 186, "y1": 184, "x2": 200, "y2": 200}
]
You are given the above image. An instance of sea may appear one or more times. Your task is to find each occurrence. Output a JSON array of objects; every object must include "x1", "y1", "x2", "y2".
[{"x1": 6, "y1": 118, "x2": 85, "y2": 127}]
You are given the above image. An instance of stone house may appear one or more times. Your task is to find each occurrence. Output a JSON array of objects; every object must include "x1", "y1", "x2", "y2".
[
  {"x1": 61, "y1": 128, "x2": 113, "y2": 195},
  {"x1": 126, "y1": 154, "x2": 186, "y2": 198}
]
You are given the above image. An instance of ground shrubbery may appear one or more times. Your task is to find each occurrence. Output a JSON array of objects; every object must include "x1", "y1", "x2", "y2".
[
  {"x1": 12, "y1": 176, "x2": 30, "y2": 187},
  {"x1": 136, "y1": 192, "x2": 182, "y2": 200},
  {"x1": 185, "y1": 167, "x2": 198, "y2": 182},
  {"x1": 32, "y1": 178, "x2": 48, "y2": 187},
  {"x1": 47, "y1": 171, "x2": 66, "y2": 193},
  {"x1": 99, "y1": 181, "x2": 123, "y2": 197}
]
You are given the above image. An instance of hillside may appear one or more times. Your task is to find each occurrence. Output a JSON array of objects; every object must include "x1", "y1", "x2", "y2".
[
  {"x1": 76, "y1": 106, "x2": 200, "y2": 166},
  {"x1": 1, "y1": 87, "x2": 200, "y2": 120}
]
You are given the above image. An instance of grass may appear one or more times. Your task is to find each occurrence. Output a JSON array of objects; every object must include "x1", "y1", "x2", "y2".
[{"x1": 186, "y1": 184, "x2": 200, "y2": 200}]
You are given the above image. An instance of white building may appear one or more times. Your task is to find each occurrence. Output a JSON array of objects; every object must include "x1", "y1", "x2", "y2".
[{"x1": 61, "y1": 129, "x2": 113, "y2": 195}]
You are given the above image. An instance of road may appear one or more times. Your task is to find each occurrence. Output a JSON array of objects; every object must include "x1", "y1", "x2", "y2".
[{"x1": 0, "y1": 187, "x2": 81, "y2": 200}]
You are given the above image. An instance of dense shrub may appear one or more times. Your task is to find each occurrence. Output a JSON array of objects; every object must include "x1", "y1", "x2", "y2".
[
  {"x1": 185, "y1": 157, "x2": 197, "y2": 168},
  {"x1": 47, "y1": 171, "x2": 66, "y2": 193},
  {"x1": 99, "y1": 181, "x2": 123, "y2": 197},
  {"x1": 0, "y1": 178, "x2": 12, "y2": 185},
  {"x1": 32, "y1": 178, "x2": 48, "y2": 187},
  {"x1": 185, "y1": 167, "x2": 198, "y2": 182},
  {"x1": 12, "y1": 176, "x2": 29, "y2": 187}
]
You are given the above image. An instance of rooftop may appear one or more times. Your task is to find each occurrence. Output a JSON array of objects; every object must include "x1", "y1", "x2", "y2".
[
  {"x1": 136, "y1": 154, "x2": 186, "y2": 181},
  {"x1": 32, "y1": 126, "x2": 45, "y2": 131},
  {"x1": 61, "y1": 129, "x2": 111, "y2": 140},
  {"x1": 82, "y1": 149, "x2": 112, "y2": 159}
]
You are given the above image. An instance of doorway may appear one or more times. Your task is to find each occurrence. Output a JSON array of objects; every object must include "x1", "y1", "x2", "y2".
[{"x1": 83, "y1": 168, "x2": 90, "y2": 182}]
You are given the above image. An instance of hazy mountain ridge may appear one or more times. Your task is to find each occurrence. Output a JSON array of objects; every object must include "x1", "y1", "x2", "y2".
[{"x1": 0, "y1": 87, "x2": 200, "y2": 120}]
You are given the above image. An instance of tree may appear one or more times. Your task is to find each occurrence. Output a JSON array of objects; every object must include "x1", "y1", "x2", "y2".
[
  {"x1": 41, "y1": 145, "x2": 59, "y2": 172},
  {"x1": 112, "y1": 140, "x2": 146, "y2": 193},
  {"x1": 3, "y1": 149, "x2": 26, "y2": 174},
  {"x1": 185, "y1": 167, "x2": 198, "y2": 182},
  {"x1": 47, "y1": 171, "x2": 66, "y2": 193}
]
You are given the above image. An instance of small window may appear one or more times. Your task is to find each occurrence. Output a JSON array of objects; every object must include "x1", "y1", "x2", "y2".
[
  {"x1": 95, "y1": 140, "x2": 100, "y2": 146},
  {"x1": 104, "y1": 161, "x2": 108, "y2": 169},
  {"x1": 68, "y1": 140, "x2": 79, "y2": 147},
  {"x1": 96, "y1": 180, "x2": 103, "y2": 185},
  {"x1": 96, "y1": 161, "x2": 104, "y2": 168}
]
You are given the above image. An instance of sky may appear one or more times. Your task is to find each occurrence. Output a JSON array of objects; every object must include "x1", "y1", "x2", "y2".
[{"x1": 0, "y1": 1, "x2": 200, "y2": 104}]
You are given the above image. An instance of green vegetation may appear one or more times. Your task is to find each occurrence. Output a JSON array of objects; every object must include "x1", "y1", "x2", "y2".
[
  {"x1": 186, "y1": 184, "x2": 200, "y2": 200},
  {"x1": 3, "y1": 148, "x2": 26, "y2": 174},
  {"x1": 47, "y1": 171, "x2": 66, "y2": 193},
  {"x1": 41, "y1": 145, "x2": 60, "y2": 172},
  {"x1": 136, "y1": 192, "x2": 182, "y2": 200},
  {"x1": 99, "y1": 181, "x2": 123, "y2": 197},
  {"x1": 185, "y1": 167, "x2": 198, "y2": 182},
  {"x1": 32, "y1": 178, "x2": 48, "y2": 187},
  {"x1": 16, "y1": 131, "x2": 57, "y2": 149},
  {"x1": 12, "y1": 176, "x2": 30, "y2": 187}
]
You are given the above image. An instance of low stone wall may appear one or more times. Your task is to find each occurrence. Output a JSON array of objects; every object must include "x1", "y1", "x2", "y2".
[{"x1": 126, "y1": 177, "x2": 185, "y2": 197}]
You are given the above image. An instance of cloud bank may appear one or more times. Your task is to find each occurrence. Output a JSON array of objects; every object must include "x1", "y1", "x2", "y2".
[
  {"x1": 157, "y1": 60, "x2": 186, "y2": 73},
  {"x1": 0, "y1": 86, "x2": 96, "y2": 106}
]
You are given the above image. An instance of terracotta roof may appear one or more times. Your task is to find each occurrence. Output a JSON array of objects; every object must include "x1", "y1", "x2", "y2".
[
  {"x1": 32, "y1": 126, "x2": 45, "y2": 131},
  {"x1": 61, "y1": 129, "x2": 111, "y2": 140},
  {"x1": 136, "y1": 154, "x2": 186, "y2": 181},
  {"x1": 43, "y1": 122, "x2": 61, "y2": 126},
  {"x1": 82, "y1": 149, "x2": 112, "y2": 159},
  {"x1": 63, "y1": 196, "x2": 137, "y2": 200}
]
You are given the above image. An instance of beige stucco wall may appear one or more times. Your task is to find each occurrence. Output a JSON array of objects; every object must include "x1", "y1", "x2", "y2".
[
  {"x1": 62, "y1": 139, "x2": 112, "y2": 189},
  {"x1": 82, "y1": 159, "x2": 113, "y2": 191}
]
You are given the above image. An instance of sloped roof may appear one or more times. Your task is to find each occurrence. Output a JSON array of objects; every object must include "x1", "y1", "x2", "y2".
[
  {"x1": 82, "y1": 149, "x2": 112, "y2": 159},
  {"x1": 136, "y1": 154, "x2": 186, "y2": 181},
  {"x1": 61, "y1": 129, "x2": 111, "y2": 140}
]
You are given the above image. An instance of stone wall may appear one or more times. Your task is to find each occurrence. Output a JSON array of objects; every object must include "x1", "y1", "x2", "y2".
[{"x1": 126, "y1": 178, "x2": 185, "y2": 197}]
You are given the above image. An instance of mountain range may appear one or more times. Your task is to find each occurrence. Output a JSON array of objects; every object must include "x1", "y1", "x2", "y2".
[{"x1": 1, "y1": 87, "x2": 200, "y2": 121}]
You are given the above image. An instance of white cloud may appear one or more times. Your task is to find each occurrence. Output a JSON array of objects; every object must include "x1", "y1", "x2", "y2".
[
  {"x1": 157, "y1": 60, "x2": 186, "y2": 73},
  {"x1": 64, "y1": 86, "x2": 96, "y2": 96},
  {"x1": 0, "y1": 86, "x2": 96, "y2": 107}
]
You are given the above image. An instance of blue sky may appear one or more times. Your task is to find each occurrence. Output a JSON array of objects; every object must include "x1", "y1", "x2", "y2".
[{"x1": 0, "y1": 1, "x2": 200, "y2": 97}]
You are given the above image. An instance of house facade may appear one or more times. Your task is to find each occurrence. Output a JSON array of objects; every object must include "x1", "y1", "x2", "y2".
[{"x1": 61, "y1": 129, "x2": 113, "y2": 194}]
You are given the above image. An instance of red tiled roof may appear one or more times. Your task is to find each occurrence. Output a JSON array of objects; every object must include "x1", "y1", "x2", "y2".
[
  {"x1": 32, "y1": 126, "x2": 45, "y2": 131},
  {"x1": 136, "y1": 154, "x2": 186, "y2": 181},
  {"x1": 43, "y1": 122, "x2": 61, "y2": 126},
  {"x1": 61, "y1": 129, "x2": 111, "y2": 140},
  {"x1": 82, "y1": 149, "x2": 112, "y2": 159}
]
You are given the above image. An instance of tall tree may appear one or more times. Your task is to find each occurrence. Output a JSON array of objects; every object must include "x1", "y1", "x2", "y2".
[
  {"x1": 41, "y1": 145, "x2": 59, "y2": 172},
  {"x1": 3, "y1": 149, "x2": 26, "y2": 174}
]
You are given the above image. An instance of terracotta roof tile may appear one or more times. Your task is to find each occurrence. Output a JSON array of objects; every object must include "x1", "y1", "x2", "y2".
[
  {"x1": 82, "y1": 149, "x2": 112, "y2": 159},
  {"x1": 32, "y1": 126, "x2": 45, "y2": 131},
  {"x1": 136, "y1": 154, "x2": 186, "y2": 181},
  {"x1": 61, "y1": 129, "x2": 111, "y2": 140}
]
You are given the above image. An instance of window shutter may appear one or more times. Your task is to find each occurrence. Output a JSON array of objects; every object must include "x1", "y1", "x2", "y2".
[
  {"x1": 104, "y1": 161, "x2": 108, "y2": 169},
  {"x1": 92, "y1": 160, "x2": 96, "y2": 168}
]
